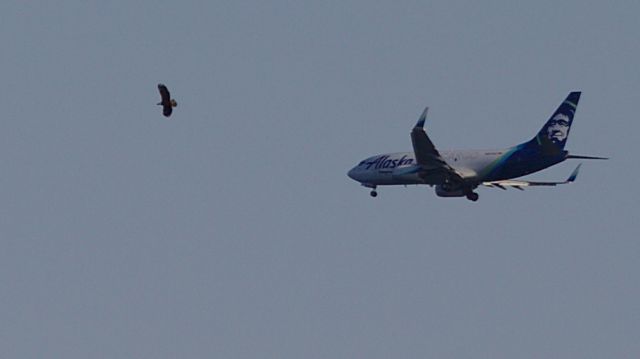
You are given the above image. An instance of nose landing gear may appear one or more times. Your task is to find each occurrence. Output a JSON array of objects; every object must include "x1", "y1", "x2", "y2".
[{"x1": 362, "y1": 184, "x2": 378, "y2": 198}]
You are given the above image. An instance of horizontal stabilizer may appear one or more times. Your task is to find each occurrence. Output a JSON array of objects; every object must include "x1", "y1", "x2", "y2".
[{"x1": 566, "y1": 154, "x2": 609, "y2": 160}]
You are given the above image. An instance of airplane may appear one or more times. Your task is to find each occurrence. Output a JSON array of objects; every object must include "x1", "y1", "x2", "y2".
[{"x1": 347, "y1": 92, "x2": 607, "y2": 201}]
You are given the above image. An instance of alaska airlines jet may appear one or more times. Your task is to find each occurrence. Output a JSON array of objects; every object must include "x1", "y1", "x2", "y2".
[{"x1": 347, "y1": 92, "x2": 607, "y2": 201}]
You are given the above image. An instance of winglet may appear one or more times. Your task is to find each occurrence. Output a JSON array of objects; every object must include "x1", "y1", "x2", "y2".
[
  {"x1": 567, "y1": 163, "x2": 581, "y2": 183},
  {"x1": 415, "y1": 107, "x2": 428, "y2": 129}
]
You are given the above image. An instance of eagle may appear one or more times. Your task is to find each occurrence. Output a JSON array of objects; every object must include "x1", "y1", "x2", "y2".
[{"x1": 157, "y1": 84, "x2": 177, "y2": 117}]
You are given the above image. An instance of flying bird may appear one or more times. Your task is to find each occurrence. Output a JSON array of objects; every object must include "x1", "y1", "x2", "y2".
[{"x1": 157, "y1": 84, "x2": 177, "y2": 117}]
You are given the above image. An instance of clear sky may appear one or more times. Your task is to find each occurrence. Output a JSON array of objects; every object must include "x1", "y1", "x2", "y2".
[{"x1": 1, "y1": 1, "x2": 638, "y2": 358}]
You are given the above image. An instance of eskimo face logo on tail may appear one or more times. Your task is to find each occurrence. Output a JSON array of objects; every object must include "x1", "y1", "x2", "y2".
[
  {"x1": 535, "y1": 96, "x2": 578, "y2": 153},
  {"x1": 545, "y1": 113, "x2": 570, "y2": 144},
  {"x1": 364, "y1": 155, "x2": 414, "y2": 170}
]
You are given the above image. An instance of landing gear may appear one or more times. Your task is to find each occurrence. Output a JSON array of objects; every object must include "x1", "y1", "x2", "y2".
[
  {"x1": 466, "y1": 192, "x2": 479, "y2": 202},
  {"x1": 362, "y1": 184, "x2": 378, "y2": 198}
]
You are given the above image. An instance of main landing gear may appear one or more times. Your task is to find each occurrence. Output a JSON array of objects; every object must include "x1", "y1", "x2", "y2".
[
  {"x1": 465, "y1": 191, "x2": 479, "y2": 202},
  {"x1": 370, "y1": 189, "x2": 378, "y2": 197}
]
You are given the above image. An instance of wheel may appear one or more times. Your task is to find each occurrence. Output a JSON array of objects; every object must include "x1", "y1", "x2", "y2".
[
  {"x1": 370, "y1": 190, "x2": 378, "y2": 197},
  {"x1": 466, "y1": 192, "x2": 479, "y2": 202}
]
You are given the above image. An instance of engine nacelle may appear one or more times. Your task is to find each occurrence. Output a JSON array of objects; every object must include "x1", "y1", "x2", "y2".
[{"x1": 435, "y1": 184, "x2": 466, "y2": 197}]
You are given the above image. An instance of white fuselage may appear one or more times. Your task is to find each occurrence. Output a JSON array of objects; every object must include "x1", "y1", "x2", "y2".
[{"x1": 347, "y1": 149, "x2": 507, "y2": 186}]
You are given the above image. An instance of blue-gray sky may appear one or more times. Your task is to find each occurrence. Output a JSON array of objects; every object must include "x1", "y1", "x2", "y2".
[{"x1": 1, "y1": 1, "x2": 638, "y2": 357}]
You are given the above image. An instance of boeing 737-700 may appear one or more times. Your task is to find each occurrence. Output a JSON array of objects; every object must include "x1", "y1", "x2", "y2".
[{"x1": 347, "y1": 92, "x2": 607, "y2": 201}]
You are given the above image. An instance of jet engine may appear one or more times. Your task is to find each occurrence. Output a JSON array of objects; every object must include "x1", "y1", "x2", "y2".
[{"x1": 435, "y1": 184, "x2": 466, "y2": 197}]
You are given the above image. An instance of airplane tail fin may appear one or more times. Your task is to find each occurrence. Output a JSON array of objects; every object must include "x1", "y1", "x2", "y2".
[{"x1": 530, "y1": 92, "x2": 581, "y2": 155}]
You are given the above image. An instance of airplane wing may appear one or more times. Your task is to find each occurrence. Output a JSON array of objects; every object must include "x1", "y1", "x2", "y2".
[
  {"x1": 482, "y1": 164, "x2": 581, "y2": 190},
  {"x1": 410, "y1": 107, "x2": 463, "y2": 183}
]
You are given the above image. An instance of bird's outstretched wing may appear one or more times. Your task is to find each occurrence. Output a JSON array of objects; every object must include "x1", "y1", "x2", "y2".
[
  {"x1": 157, "y1": 84, "x2": 173, "y2": 117},
  {"x1": 158, "y1": 84, "x2": 171, "y2": 103},
  {"x1": 162, "y1": 104, "x2": 173, "y2": 117}
]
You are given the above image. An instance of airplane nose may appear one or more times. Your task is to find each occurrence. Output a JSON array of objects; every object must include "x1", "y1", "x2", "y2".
[{"x1": 347, "y1": 167, "x2": 358, "y2": 181}]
